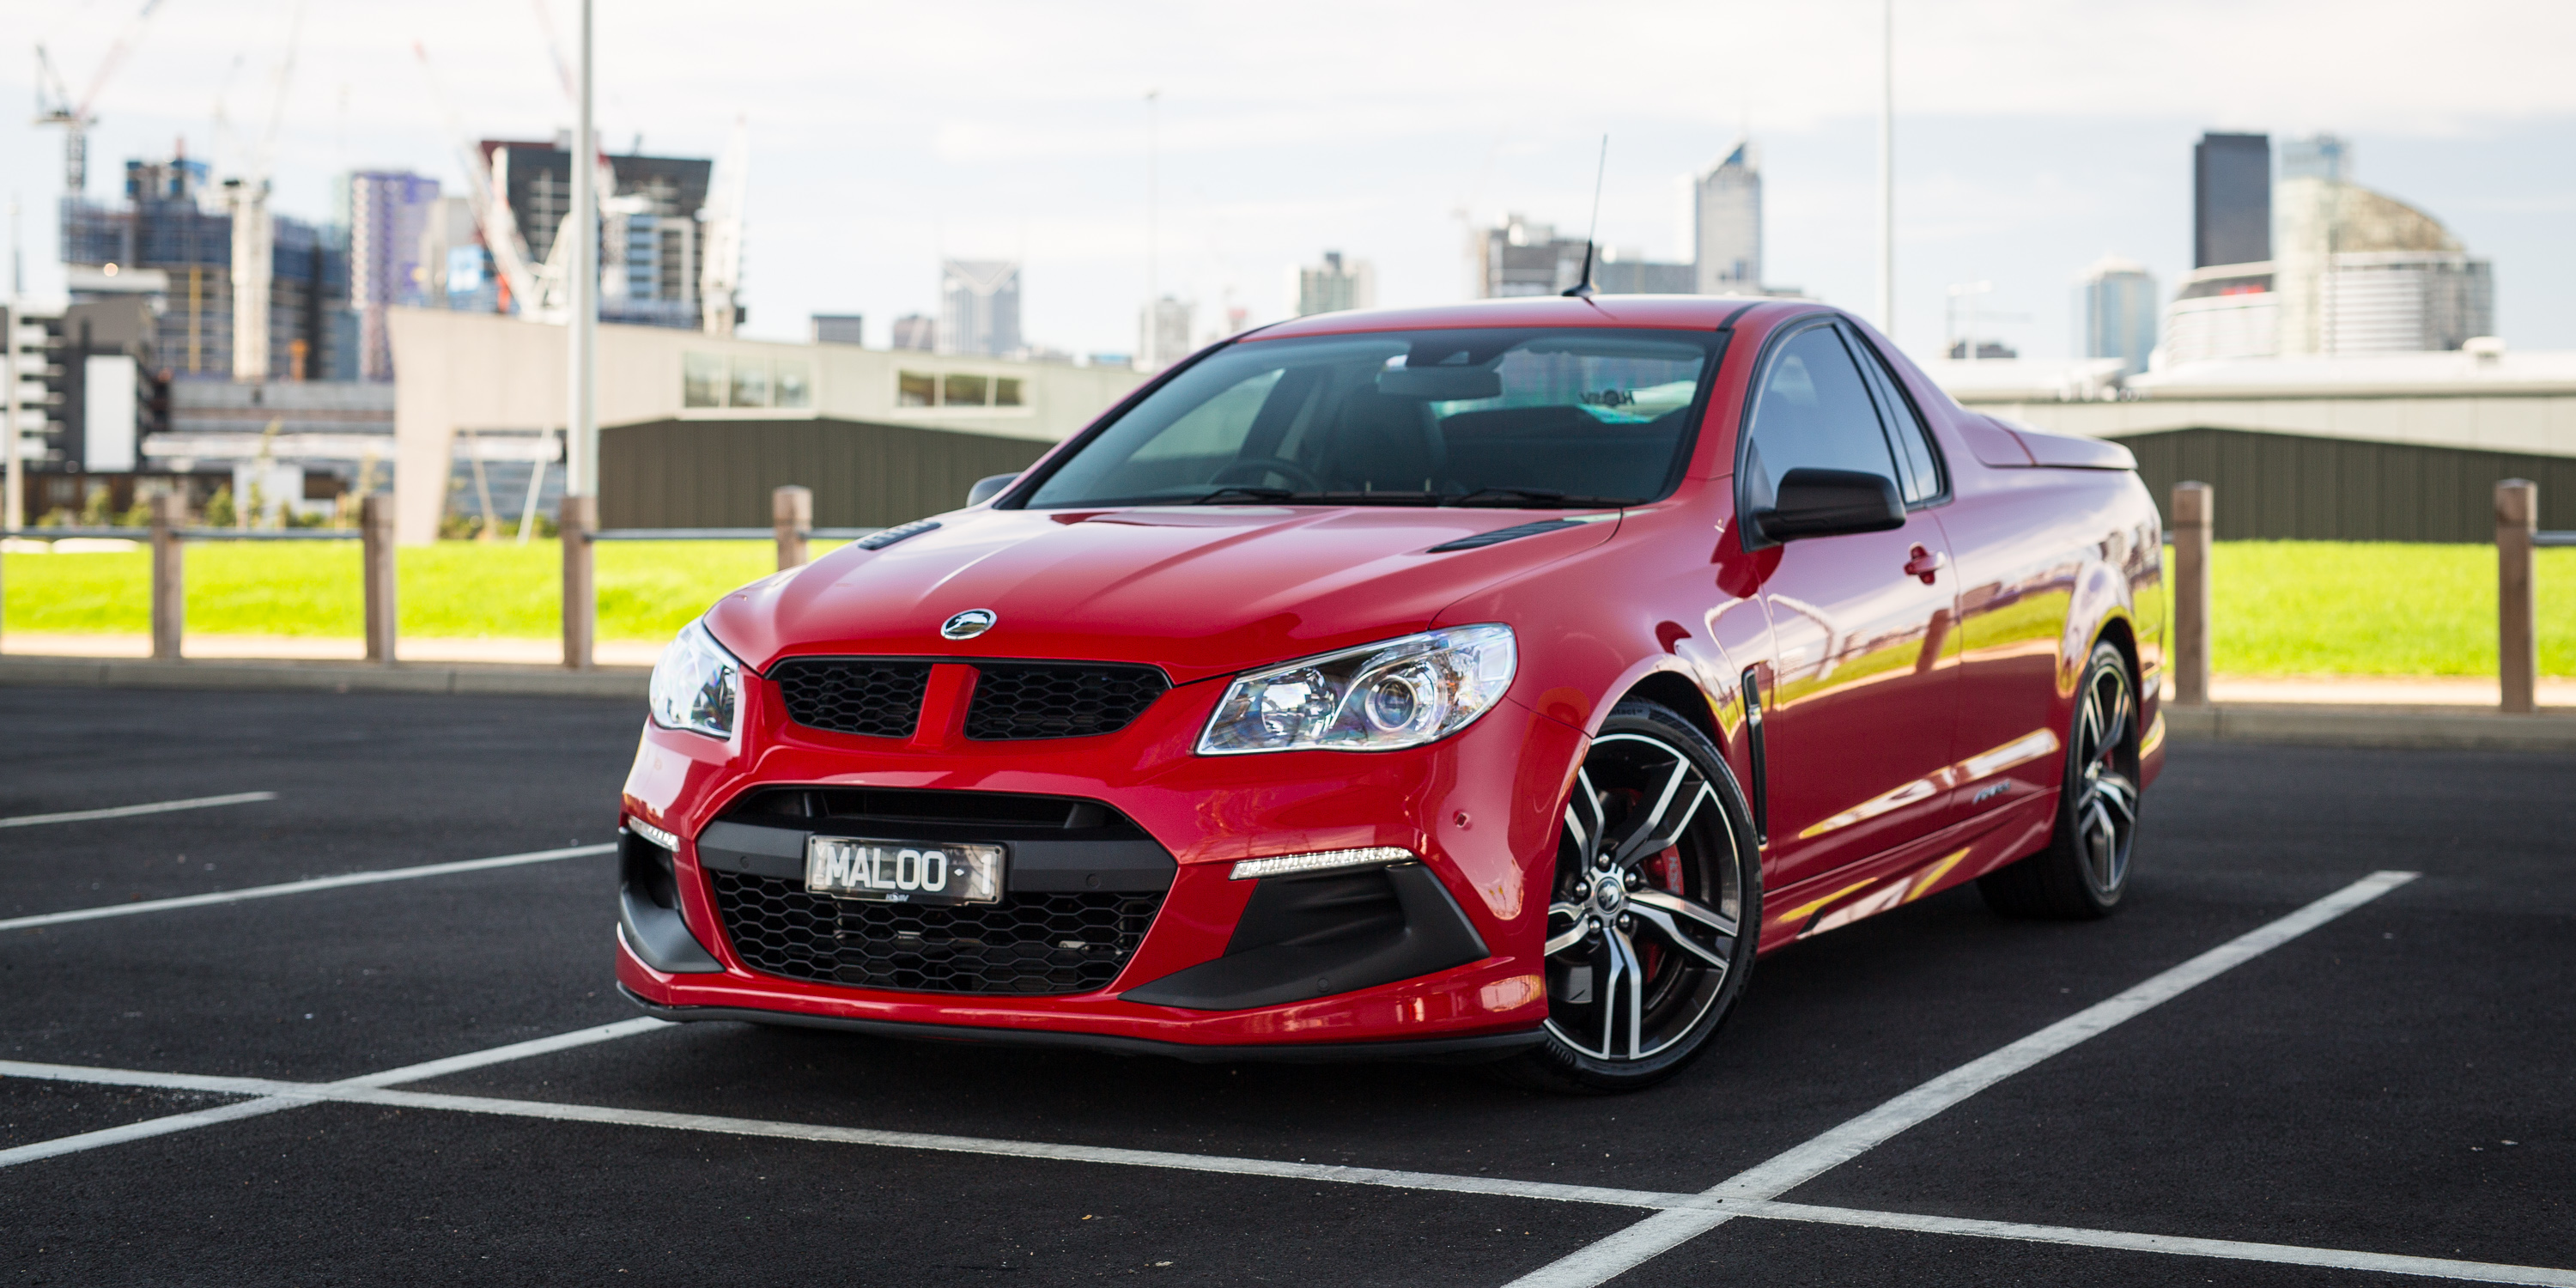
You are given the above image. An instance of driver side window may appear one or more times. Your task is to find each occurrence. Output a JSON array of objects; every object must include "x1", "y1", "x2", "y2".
[{"x1": 1741, "y1": 323, "x2": 1901, "y2": 515}]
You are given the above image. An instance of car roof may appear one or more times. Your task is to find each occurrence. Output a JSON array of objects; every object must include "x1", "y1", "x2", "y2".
[{"x1": 1246, "y1": 294, "x2": 1824, "y2": 341}]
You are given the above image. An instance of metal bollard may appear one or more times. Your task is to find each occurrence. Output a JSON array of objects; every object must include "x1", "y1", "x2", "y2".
[
  {"x1": 361, "y1": 493, "x2": 398, "y2": 665},
  {"x1": 2497, "y1": 479, "x2": 2537, "y2": 715},
  {"x1": 773, "y1": 485, "x2": 813, "y2": 571},
  {"x1": 2170, "y1": 481, "x2": 2213, "y2": 707},
  {"x1": 561, "y1": 495, "x2": 596, "y2": 671},
  {"x1": 150, "y1": 492, "x2": 185, "y2": 662}
]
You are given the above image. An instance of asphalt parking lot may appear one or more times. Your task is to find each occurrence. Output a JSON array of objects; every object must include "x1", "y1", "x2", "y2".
[{"x1": 3, "y1": 684, "x2": 2570, "y2": 1286}]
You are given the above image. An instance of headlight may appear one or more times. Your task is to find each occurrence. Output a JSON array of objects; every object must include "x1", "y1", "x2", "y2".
[
  {"x1": 649, "y1": 620, "x2": 742, "y2": 738},
  {"x1": 1198, "y1": 624, "x2": 1516, "y2": 755}
]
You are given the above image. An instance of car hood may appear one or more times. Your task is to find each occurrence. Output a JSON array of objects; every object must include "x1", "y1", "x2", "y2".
[{"x1": 704, "y1": 505, "x2": 1619, "y2": 685}]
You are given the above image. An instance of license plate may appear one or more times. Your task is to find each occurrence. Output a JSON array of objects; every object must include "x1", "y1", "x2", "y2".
[{"x1": 804, "y1": 837, "x2": 1004, "y2": 905}]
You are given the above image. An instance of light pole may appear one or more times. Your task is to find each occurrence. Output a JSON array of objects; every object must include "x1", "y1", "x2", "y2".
[
  {"x1": 1876, "y1": 0, "x2": 1893, "y2": 337},
  {"x1": 1145, "y1": 88, "x2": 1159, "y2": 368},
  {"x1": 562, "y1": 0, "x2": 598, "y2": 669}
]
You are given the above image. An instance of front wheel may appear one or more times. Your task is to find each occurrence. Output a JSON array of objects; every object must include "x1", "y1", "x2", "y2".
[
  {"x1": 1978, "y1": 640, "x2": 2142, "y2": 919},
  {"x1": 1498, "y1": 700, "x2": 1762, "y2": 1094}
]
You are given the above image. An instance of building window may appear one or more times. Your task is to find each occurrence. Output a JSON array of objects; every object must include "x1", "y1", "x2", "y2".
[
  {"x1": 898, "y1": 371, "x2": 937, "y2": 407},
  {"x1": 774, "y1": 359, "x2": 811, "y2": 409},
  {"x1": 943, "y1": 373, "x2": 989, "y2": 407},
  {"x1": 683, "y1": 352, "x2": 725, "y2": 408},
  {"x1": 994, "y1": 377, "x2": 1024, "y2": 408},
  {"x1": 730, "y1": 356, "x2": 771, "y2": 409}
]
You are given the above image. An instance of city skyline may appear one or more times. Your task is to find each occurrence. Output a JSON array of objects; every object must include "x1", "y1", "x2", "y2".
[{"x1": 5, "y1": 1, "x2": 2572, "y2": 360}]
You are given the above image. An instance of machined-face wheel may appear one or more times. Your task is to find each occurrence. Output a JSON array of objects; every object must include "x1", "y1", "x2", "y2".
[
  {"x1": 1539, "y1": 720, "x2": 1752, "y2": 1072},
  {"x1": 2070, "y1": 656, "x2": 2140, "y2": 898},
  {"x1": 1978, "y1": 640, "x2": 2145, "y2": 920}
]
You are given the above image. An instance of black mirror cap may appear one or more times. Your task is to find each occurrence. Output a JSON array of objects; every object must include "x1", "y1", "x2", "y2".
[
  {"x1": 1753, "y1": 467, "x2": 1905, "y2": 542},
  {"x1": 967, "y1": 472, "x2": 1020, "y2": 507}
]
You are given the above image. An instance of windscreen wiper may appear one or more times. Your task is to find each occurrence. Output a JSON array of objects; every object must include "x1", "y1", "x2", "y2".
[
  {"x1": 1441, "y1": 487, "x2": 1629, "y2": 507},
  {"x1": 1188, "y1": 485, "x2": 1295, "y2": 504}
]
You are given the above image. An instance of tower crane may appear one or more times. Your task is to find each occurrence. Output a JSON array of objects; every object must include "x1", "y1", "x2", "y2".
[
  {"x1": 410, "y1": 40, "x2": 542, "y2": 318},
  {"x1": 227, "y1": 2, "x2": 303, "y2": 381},
  {"x1": 32, "y1": 0, "x2": 170, "y2": 194}
]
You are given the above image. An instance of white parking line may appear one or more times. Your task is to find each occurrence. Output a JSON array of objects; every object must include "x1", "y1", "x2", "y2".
[
  {"x1": 0, "y1": 791, "x2": 278, "y2": 829},
  {"x1": 0, "y1": 841, "x2": 617, "y2": 933},
  {"x1": 0, "y1": 1018, "x2": 664, "y2": 1170},
  {"x1": 7, "y1": 1023, "x2": 2571, "y2": 1285},
  {"x1": 1503, "y1": 869, "x2": 2421, "y2": 1288}
]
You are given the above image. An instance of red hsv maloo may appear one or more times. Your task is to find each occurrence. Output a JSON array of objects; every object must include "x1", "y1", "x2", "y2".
[{"x1": 615, "y1": 295, "x2": 2165, "y2": 1092}]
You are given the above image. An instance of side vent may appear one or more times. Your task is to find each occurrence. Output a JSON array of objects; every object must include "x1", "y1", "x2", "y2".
[
  {"x1": 857, "y1": 519, "x2": 941, "y2": 550},
  {"x1": 1425, "y1": 519, "x2": 1583, "y2": 553}
]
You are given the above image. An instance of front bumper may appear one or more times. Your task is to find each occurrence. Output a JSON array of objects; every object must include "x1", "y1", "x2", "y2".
[{"x1": 615, "y1": 664, "x2": 1583, "y2": 1054}]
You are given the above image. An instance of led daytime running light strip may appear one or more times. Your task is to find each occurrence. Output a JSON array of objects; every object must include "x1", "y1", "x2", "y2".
[
  {"x1": 1227, "y1": 847, "x2": 1414, "y2": 882},
  {"x1": 625, "y1": 817, "x2": 682, "y2": 852}
]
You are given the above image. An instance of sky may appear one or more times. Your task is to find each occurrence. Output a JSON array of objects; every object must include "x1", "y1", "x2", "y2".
[{"x1": 5, "y1": 0, "x2": 2573, "y2": 361}]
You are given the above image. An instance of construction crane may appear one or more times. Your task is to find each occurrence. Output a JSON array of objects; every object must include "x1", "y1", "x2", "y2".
[
  {"x1": 699, "y1": 118, "x2": 750, "y2": 335},
  {"x1": 410, "y1": 40, "x2": 543, "y2": 319},
  {"x1": 32, "y1": 0, "x2": 170, "y2": 194}
]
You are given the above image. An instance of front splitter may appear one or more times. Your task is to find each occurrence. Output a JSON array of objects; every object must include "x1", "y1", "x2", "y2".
[{"x1": 618, "y1": 986, "x2": 1542, "y2": 1065}]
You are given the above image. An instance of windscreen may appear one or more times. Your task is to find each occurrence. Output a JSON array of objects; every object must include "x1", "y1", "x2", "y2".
[{"x1": 1021, "y1": 328, "x2": 1723, "y2": 509}]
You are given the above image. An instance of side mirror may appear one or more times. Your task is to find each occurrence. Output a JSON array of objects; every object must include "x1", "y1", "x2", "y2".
[
  {"x1": 967, "y1": 472, "x2": 1019, "y2": 506},
  {"x1": 1753, "y1": 467, "x2": 1905, "y2": 542}
]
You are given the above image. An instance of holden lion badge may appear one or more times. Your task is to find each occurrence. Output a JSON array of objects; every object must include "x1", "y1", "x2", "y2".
[{"x1": 940, "y1": 609, "x2": 997, "y2": 641}]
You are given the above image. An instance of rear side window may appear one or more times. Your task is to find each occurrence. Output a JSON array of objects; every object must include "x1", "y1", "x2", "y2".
[
  {"x1": 1739, "y1": 323, "x2": 1900, "y2": 516},
  {"x1": 1849, "y1": 331, "x2": 1944, "y2": 504}
]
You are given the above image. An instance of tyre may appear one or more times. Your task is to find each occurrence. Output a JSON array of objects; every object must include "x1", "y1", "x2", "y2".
[
  {"x1": 1496, "y1": 699, "x2": 1763, "y2": 1094},
  {"x1": 1978, "y1": 640, "x2": 2142, "y2": 920}
]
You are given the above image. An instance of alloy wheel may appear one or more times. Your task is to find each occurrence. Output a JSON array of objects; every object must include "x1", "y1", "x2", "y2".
[
  {"x1": 2070, "y1": 659, "x2": 2140, "y2": 896},
  {"x1": 1542, "y1": 731, "x2": 1747, "y2": 1063}
]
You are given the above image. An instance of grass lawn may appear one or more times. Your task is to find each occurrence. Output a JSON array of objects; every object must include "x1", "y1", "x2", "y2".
[
  {"x1": 4, "y1": 538, "x2": 2569, "y2": 673},
  {"x1": 0, "y1": 539, "x2": 822, "y2": 643}
]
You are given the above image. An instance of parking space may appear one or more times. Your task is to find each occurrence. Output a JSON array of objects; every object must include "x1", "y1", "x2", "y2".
[{"x1": 3, "y1": 685, "x2": 2571, "y2": 1285}]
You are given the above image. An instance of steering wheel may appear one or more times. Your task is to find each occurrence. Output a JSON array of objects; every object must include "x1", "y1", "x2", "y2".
[{"x1": 1210, "y1": 457, "x2": 1324, "y2": 493}]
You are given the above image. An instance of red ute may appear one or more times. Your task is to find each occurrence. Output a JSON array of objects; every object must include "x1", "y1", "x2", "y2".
[{"x1": 616, "y1": 296, "x2": 2166, "y2": 1091}]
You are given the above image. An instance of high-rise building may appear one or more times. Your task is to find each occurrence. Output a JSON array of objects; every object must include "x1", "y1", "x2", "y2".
[
  {"x1": 2076, "y1": 256, "x2": 2159, "y2": 374},
  {"x1": 891, "y1": 314, "x2": 937, "y2": 352},
  {"x1": 2279, "y1": 134, "x2": 2351, "y2": 184},
  {"x1": 343, "y1": 171, "x2": 440, "y2": 381},
  {"x1": 1693, "y1": 141, "x2": 1761, "y2": 294},
  {"x1": 811, "y1": 314, "x2": 866, "y2": 345},
  {"x1": 1472, "y1": 215, "x2": 1692, "y2": 298},
  {"x1": 58, "y1": 150, "x2": 352, "y2": 383},
  {"x1": 2193, "y1": 132, "x2": 2271, "y2": 269},
  {"x1": 939, "y1": 259, "x2": 1023, "y2": 356},
  {"x1": 1139, "y1": 297, "x2": 1193, "y2": 370},
  {"x1": 1294, "y1": 251, "x2": 1376, "y2": 316}
]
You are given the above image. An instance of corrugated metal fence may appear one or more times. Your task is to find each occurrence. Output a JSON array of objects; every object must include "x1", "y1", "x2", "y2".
[{"x1": 2116, "y1": 427, "x2": 2576, "y2": 543}]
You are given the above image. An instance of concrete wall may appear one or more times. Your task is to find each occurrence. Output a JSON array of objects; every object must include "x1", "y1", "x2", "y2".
[{"x1": 387, "y1": 307, "x2": 1144, "y2": 544}]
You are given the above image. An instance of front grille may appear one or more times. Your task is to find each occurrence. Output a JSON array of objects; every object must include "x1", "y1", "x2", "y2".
[
  {"x1": 711, "y1": 871, "x2": 1162, "y2": 995},
  {"x1": 965, "y1": 663, "x2": 1170, "y2": 740},
  {"x1": 773, "y1": 659, "x2": 932, "y2": 739}
]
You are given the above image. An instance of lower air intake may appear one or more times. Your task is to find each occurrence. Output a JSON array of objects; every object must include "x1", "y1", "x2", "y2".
[{"x1": 710, "y1": 871, "x2": 1163, "y2": 995}]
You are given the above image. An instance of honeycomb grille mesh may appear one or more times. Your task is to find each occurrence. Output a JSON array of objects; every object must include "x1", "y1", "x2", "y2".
[
  {"x1": 710, "y1": 871, "x2": 1162, "y2": 995},
  {"x1": 772, "y1": 659, "x2": 932, "y2": 739},
  {"x1": 964, "y1": 664, "x2": 1170, "y2": 740}
]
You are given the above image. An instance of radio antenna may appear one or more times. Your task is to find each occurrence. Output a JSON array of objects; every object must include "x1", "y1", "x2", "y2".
[{"x1": 1564, "y1": 134, "x2": 1607, "y2": 298}]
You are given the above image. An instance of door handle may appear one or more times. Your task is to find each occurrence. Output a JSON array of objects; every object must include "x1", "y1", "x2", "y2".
[{"x1": 1904, "y1": 545, "x2": 1947, "y2": 584}]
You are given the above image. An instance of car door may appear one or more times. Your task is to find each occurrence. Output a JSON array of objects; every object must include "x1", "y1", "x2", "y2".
[{"x1": 1739, "y1": 319, "x2": 1961, "y2": 894}]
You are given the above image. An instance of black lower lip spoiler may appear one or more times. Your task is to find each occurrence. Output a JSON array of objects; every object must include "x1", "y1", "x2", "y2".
[{"x1": 617, "y1": 987, "x2": 1540, "y2": 1065}]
